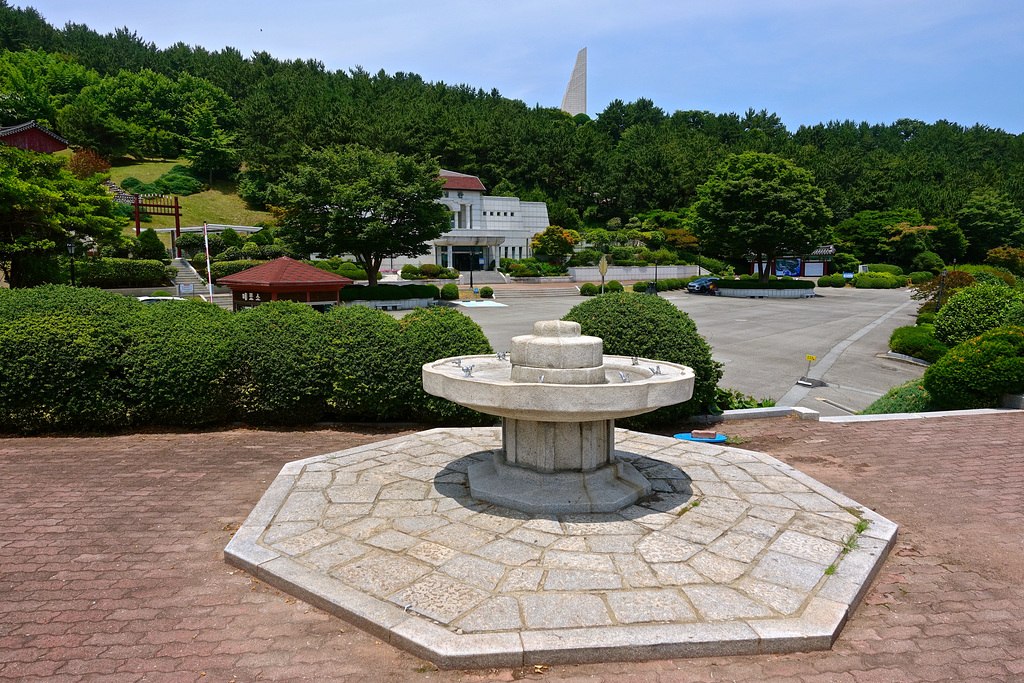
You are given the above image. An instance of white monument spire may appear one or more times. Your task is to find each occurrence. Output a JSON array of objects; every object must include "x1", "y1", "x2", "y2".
[{"x1": 560, "y1": 47, "x2": 587, "y2": 116}]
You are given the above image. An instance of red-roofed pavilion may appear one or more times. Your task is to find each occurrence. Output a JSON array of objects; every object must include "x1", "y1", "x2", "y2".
[{"x1": 216, "y1": 257, "x2": 354, "y2": 312}]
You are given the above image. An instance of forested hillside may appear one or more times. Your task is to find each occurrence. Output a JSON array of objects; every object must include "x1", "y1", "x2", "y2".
[{"x1": 2, "y1": 2, "x2": 1023, "y2": 254}]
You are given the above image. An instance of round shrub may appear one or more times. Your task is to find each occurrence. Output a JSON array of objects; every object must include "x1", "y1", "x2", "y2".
[
  {"x1": 865, "y1": 263, "x2": 904, "y2": 276},
  {"x1": 605, "y1": 280, "x2": 624, "y2": 293},
  {"x1": 401, "y1": 264, "x2": 423, "y2": 279},
  {"x1": 440, "y1": 283, "x2": 460, "y2": 300},
  {"x1": 632, "y1": 281, "x2": 648, "y2": 292},
  {"x1": 241, "y1": 242, "x2": 262, "y2": 259},
  {"x1": 888, "y1": 325, "x2": 949, "y2": 363},
  {"x1": 860, "y1": 380, "x2": 937, "y2": 415},
  {"x1": 580, "y1": 283, "x2": 598, "y2": 296},
  {"x1": 933, "y1": 283, "x2": 1024, "y2": 346},
  {"x1": 852, "y1": 272, "x2": 900, "y2": 289},
  {"x1": 227, "y1": 301, "x2": 334, "y2": 424},
  {"x1": 908, "y1": 271, "x2": 933, "y2": 284},
  {"x1": 122, "y1": 300, "x2": 235, "y2": 426},
  {"x1": 562, "y1": 292, "x2": 723, "y2": 424},
  {"x1": 398, "y1": 307, "x2": 493, "y2": 424},
  {"x1": 480, "y1": 286, "x2": 494, "y2": 299},
  {"x1": 911, "y1": 251, "x2": 944, "y2": 274},
  {"x1": 817, "y1": 275, "x2": 831, "y2": 287},
  {"x1": 829, "y1": 274, "x2": 848, "y2": 287},
  {"x1": 916, "y1": 311, "x2": 936, "y2": 325},
  {"x1": 923, "y1": 326, "x2": 1024, "y2": 409},
  {"x1": 420, "y1": 263, "x2": 441, "y2": 278},
  {"x1": 324, "y1": 305, "x2": 406, "y2": 421}
]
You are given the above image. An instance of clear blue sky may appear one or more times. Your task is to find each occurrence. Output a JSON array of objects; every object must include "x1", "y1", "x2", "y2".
[{"x1": 22, "y1": 0, "x2": 1024, "y2": 133}]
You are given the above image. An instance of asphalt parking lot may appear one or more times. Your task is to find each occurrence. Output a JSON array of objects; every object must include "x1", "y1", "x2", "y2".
[{"x1": 425, "y1": 287, "x2": 924, "y2": 417}]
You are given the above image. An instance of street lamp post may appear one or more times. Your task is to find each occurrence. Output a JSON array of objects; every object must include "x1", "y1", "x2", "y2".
[{"x1": 66, "y1": 239, "x2": 76, "y2": 287}]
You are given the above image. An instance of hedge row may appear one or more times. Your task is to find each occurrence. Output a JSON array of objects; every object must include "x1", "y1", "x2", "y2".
[
  {"x1": 888, "y1": 325, "x2": 949, "y2": 363},
  {"x1": 337, "y1": 284, "x2": 441, "y2": 301},
  {"x1": 0, "y1": 286, "x2": 492, "y2": 434},
  {"x1": 76, "y1": 258, "x2": 169, "y2": 288}
]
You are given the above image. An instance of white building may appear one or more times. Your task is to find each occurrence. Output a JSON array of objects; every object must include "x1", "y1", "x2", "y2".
[{"x1": 428, "y1": 170, "x2": 550, "y2": 271}]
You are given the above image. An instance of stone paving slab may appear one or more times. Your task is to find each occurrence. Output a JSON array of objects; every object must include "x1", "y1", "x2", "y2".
[{"x1": 225, "y1": 427, "x2": 897, "y2": 668}]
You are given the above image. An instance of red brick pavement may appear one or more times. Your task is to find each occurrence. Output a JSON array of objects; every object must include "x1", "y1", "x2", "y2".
[{"x1": 1, "y1": 414, "x2": 1022, "y2": 682}]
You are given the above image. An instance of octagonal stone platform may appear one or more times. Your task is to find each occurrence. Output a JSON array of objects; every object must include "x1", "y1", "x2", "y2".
[{"x1": 225, "y1": 428, "x2": 897, "y2": 669}]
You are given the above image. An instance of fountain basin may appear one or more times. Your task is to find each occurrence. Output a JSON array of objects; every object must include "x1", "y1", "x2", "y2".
[{"x1": 422, "y1": 354, "x2": 695, "y2": 422}]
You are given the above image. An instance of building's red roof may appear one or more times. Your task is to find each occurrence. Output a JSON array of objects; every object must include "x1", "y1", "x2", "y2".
[
  {"x1": 0, "y1": 120, "x2": 69, "y2": 145},
  {"x1": 440, "y1": 169, "x2": 486, "y2": 192},
  {"x1": 217, "y1": 257, "x2": 354, "y2": 288}
]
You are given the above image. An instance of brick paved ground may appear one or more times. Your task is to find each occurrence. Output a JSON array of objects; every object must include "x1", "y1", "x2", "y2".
[{"x1": 1, "y1": 413, "x2": 1022, "y2": 682}]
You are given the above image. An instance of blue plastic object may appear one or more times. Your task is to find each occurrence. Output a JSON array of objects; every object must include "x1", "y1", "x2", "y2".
[{"x1": 673, "y1": 432, "x2": 728, "y2": 443}]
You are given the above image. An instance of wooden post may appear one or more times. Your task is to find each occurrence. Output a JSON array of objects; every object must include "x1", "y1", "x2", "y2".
[
  {"x1": 134, "y1": 195, "x2": 141, "y2": 236},
  {"x1": 173, "y1": 196, "x2": 181, "y2": 257}
]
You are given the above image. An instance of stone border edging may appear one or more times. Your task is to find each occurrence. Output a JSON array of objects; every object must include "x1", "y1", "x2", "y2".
[{"x1": 225, "y1": 428, "x2": 898, "y2": 669}]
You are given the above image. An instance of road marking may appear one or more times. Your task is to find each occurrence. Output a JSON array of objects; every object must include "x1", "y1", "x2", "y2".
[{"x1": 777, "y1": 297, "x2": 918, "y2": 407}]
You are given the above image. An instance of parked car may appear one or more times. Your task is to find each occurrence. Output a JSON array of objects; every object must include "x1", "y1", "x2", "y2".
[
  {"x1": 136, "y1": 295, "x2": 188, "y2": 304},
  {"x1": 686, "y1": 276, "x2": 719, "y2": 294}
]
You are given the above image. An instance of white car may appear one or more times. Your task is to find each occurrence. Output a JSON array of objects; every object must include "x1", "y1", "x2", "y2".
[{"x1": 136, "y1": 295, "x2": 189, "y2": 304}]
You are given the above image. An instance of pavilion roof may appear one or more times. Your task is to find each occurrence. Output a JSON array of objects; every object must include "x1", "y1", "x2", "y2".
[{"x1": 217, "y1": 257, "x2": 354, "y2": 287}]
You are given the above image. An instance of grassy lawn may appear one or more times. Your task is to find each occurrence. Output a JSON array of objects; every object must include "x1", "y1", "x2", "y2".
[{"x1": 108, "y1": 159, "x2": 272, "y2": 244}]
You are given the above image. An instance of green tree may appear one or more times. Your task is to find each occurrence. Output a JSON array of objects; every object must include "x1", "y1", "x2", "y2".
[
  {"x1": 0, "y1": 146, "x2": 122, "y2": 287},
  {"x1": 957, "y1": 190, "x2": 1024, "y2": 261},
  {"x1": 530, "y1": 225, "x2": 578, "y2": 265},
  {"x1": 269, "y1": 144, "x2": 449, "y2": 286},
  {"x1": 182, "y1": 101, "x2": 237, "y2": 184},
  {"x1": 834, "y1": 209, "x2": 925, "y2": 262},
  {"x1": 137, "y1": 228, "x2": 166, "y2": 260},
  {"x1": 689, "y1": 152, "x2": 832, "y2": 283}
]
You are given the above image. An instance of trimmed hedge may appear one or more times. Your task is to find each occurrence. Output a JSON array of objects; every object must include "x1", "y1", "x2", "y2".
[
  {"x1": 398, "y1": 307, "x2": 494, "y2": 424},
  {"x1": 580, "y1": 283, "x2": 598, "y2": 296},
  {"x1": 77, "y1": 258, "x2": 168, "y2": 288},
  {"x1": 923, "y1": 326, "x2": 1024, "y2": 409},
  {"x1": 715, "y1": 279, "x2": 814, "y2": 290},
  {"x1": 338, "y1": 284, "x2": 440, "y2": 301},
  {"x1": 0, "y1": 286, "x2": 499, "y2": 433},
  {"x1": 228, "y1": 301, "x2": 335, "y2": 424},
  {"x1": 561, "y1": 292, "x2": 723, "y2": 425},
  {"x1": 0, "y1": 286, "x2": 140, "y2": 432},
  {"x1": 440, "y1": 283, "x2": 460, "y2": 300},
  {"x1": 864, "y1": 263, "x2": 904, "y2": 276},
  {"x1": 933, "y1": 283, "x2": 1024, "y2": 346},
  {"x1": 852, "y1": 272, "x2": 901, "y2": 289},
  {"x1": 888, "y1": 325, "x2": 949, "y2": 363},
  {"x1": 606, "y1": 280, "x2": 624, "y2": 293},
  {"x1": 480, "y1": 286, "x2": 494, "y2": 299},
  {"x1": 324, "y1": 305, "x2": 407, "y2": 421},
  {"x1": 210, "y1": 259, "x2": 270, "y2": 280},
  {"x1": 122, "y1": 299, "x2": 235, "y2": 426}
]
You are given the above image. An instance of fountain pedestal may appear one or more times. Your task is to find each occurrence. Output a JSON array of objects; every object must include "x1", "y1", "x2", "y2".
[{"x1": 422, "y1": 320, "x2": 695, "y2": 514}]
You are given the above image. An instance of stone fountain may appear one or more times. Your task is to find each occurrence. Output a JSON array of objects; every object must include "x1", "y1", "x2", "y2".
[{"x1": 421, "y1": 320, "x2": 695, "y2": 514}]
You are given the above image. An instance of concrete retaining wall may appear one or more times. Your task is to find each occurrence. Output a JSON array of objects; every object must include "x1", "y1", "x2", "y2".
[
  {"x1": 716, "y1": 287, "x2": 815, "y2": 299},
  {"x1": 570, "y1": 265, "x2": 701, "y2": 282}
]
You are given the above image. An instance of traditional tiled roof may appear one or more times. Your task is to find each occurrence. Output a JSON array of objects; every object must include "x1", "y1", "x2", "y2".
[
  {"x1": 440, "y1": 169, "x2": 486, "y2": 192},
  {"x1": 0, "y1": 120, "x2": 69, "y2": 144},
  {"x1": 810, "y1": 244, "x2": 837, "y2": 257},
  {"x1": 217, "y1": 257, "x2": 353, "y2": 287}
]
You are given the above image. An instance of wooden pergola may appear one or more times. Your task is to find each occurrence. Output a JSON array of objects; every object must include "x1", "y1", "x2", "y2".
[{"x1": 216, "y1": 257, "x2": 354, "y2": 312}]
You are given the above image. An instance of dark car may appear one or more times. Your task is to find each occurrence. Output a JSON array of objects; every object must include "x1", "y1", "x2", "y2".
[{"x1": 686, "y1": 276, "x2": 719, "y2": 294}]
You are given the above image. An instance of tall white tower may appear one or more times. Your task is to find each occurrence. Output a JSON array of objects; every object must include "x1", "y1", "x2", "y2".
[{"x1": 560, "y1": 47, "x2": 587, "y2": 116}]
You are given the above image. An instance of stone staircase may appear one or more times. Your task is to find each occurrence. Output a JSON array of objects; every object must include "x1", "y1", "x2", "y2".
[
  {"x1": 170, "y1": 258, "x2": 207, "y2": 293},
  {"x1": 461, "y1": 270, "x2": 507, "y2": 286}
]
